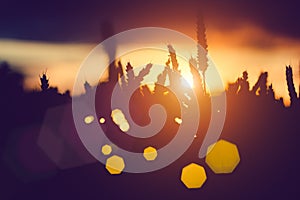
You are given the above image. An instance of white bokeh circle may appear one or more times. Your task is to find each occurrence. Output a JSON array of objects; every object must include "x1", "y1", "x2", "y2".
[{"x1": 72, "y1": 27, "x2": 226, "y2": 173}]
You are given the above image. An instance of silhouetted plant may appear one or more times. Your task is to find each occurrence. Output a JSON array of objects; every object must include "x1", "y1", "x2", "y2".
[
  {"x1": 40, "y1": 72, "x2": 49, "y2": 91},
  {"x1": 228, "y1": 77, "x2": 242, "y2": 95},
  {"x1": 157, "y1": 66, "x2": 168, "y2": 85},
  {"x1": 0, "y1": 61, "x2": 24, "y2": 94},
  {"x1": 239, "y1": 71, "x2": 250, "y2": 95},
  {"x1": 189, "y1": 57, "x2": 203, "y2": 95},
  {"x1": 267, "y1": 84, "x2": 275, "y2": 100},
  {"x1": 251, "y1": 72, "x2": 268, "y2": 96},
  {"x1": 197, "y1": 13, "x2": 208, "y2": 95},
  {"x1": 167, "y1": 44, "x2": 179, "y2": 72},
  {"x1": 84, "y1": 81, "x2": 92, "y2": 94},
  {"x1": 136, "y1": 63, "x2": 152, "y2": 83},
  {"x1": 298, "y1": 62, "x2": 300, "y2": 100},
  {"x1": 126, "y1": 62, "x2": 134, "y2": 83},
  {"x1": 108, "y1": 61, "x2": 123, "y2": 83},
  {"x1": 286, "y1": 65, "x2": 297, "y2": 106}
]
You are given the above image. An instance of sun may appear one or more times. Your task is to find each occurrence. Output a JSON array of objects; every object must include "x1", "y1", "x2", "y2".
[{"x1": 181, "y1": 73, "x2": 194, "y2": 88}]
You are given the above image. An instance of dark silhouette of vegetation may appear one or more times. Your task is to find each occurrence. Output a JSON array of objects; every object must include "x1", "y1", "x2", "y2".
[
  {"x1": 39, "y1": 72, "x2": 49, "y2": 91},
  {"x1": 0, "y1": 28, "x2": 299, "y2": 200},
  {"x1": 197, "y1": 13, "x2": 209, "y2": 95},
  {"x1": 286, "y1": 65, "x2": 298, "y2": 107},
  {"x1": 0, "y1": 50, "x2": 299, "y2": 199}
]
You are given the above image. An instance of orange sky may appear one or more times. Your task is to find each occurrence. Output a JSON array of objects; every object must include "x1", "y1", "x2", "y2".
[{"x1": 0, "y1": 24, "x2": 299, "y2": 105}]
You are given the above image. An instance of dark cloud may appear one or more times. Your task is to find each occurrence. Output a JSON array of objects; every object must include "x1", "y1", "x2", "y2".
[
  {"x1": 242, "y1": 35, "x2": 278, "y2": 50},
  {"x1": 203, "y1": 0, "x2": 300, "y2": 39},
  {"x1": 0, "y1": 0, "x2": 299, "y2": 42}
]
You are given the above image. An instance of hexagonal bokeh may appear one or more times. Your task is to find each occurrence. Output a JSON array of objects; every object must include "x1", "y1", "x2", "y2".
[
  {"x1": 101, "y1": 144, "x2": 112, "y2": 155},
  {"x1": 205, "y1": 139, "x2": 240, "y2": 174},
  {"x1": 38, "y1": 104, "x2": 96, "y2": 169},
  {"x1": 143, "y1": 146, "x2": 158, "y2": 161},
  {"x1": 181, "y1": 163, "x2": 207, "y2": 189},
  {"x1": 105, "y1": 155, "x2": 125, "y2": 175}
]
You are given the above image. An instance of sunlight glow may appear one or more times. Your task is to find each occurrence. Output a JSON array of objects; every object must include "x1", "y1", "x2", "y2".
[
  {"x1": 181, "y1": 76, "x2": 194, "y2": 88},
  {"x1": 2, "y1": 23, "x2": 300, "y2": 106},
  {"x1": 163, "y1": 91, "x2": 169, "y2": 96},
  {"x1": 120, "y1": 49, "x2": 195, "y2": 90}
]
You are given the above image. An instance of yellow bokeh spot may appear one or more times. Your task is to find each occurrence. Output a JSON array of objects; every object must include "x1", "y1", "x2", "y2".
[
  {"x1": 99, "y1": 117, "x2": 106, "y2": 124},
  {"x1": 111, "y1": 109, "x2": 125, "y2": 124},
  {"x1": 181, "y1": 163, "x2": 207, "y2": 189},
  {"x1": 119, "y1": 122, "x2": 130, "y2": 132},
  {"x1": 111, "y1": 109, "x2": 130, "y2": 132},
  {"x1": 174, "y1": 117, "x2": 182, "y2": 124},
  {"x1": 163, "y1": 91, "x2": 169, "y2": 95},
  {"x1": 84, "y1": 115, "x2": 94, "y2": 124},
  {"x1": 143, "y1": 146, "x2": 158, "y2": 161},
  {"x1": 105, "y1": 155, "x2": 125, "y2": 175},
  {"x1": 101, "y1": 144, "x2": 112, "y2": 155},
  {"x1": 205, "y1": 140, "x2": 240, "y2": 174}
]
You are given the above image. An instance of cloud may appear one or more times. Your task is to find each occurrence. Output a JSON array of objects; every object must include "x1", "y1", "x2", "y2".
[
  {"x1": 202, "y1": 0, "x2": 300, "y2": 39},
  {"x1": 0, "y1": 0, "x2": 299, "y2": 42}
]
